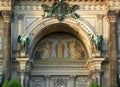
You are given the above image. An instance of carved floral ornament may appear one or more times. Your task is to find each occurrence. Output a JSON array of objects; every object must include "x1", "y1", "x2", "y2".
[
  {"x1": 1, "y1": 10, "x2": 12, "y2": 22},
  {"x1": 107, "y1": 10, "x2": 120, "y2": 22},
  {"x1": 41, "y1": 0, "x2": 80, "y2": 21}
]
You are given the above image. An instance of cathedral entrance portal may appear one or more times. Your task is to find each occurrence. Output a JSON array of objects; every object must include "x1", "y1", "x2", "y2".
[{"x1": 27, "y1": 31, "x2": 89, "y2": 87}]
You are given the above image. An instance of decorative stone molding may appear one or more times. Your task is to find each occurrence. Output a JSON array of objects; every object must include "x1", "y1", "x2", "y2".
[
  {"x1": 107, "y1": 10, "x2": 119, "y2": 22},
  {"x1": 0, "y1": 1, "x2": 11, "y2": 7},
  {"x1": 16, "y1": 58, "x2": 29, "y2": 71},
  {"x1": 86, "y1": 58, "x2": 105, "y2": 71},
  {"x1": 14, "y1": 4, "x2": 108, "y2": 11},
  {"x1": 28, "y1": 18, "x2": 95, "y2": 42},
  {"x1": 1, "y1": 10, "x2": 11, "y2": 22},
  {"x1": 30, "y1": 62, "x2": 88, "y2": 75},
  {"x1": 0, "y1": 0, "x2": 11, "y2": 11},
  {"x1": 97, "y1": 14, "x2": 104, "y2": 20},
  {"x1": 17, "y1": 14, "x2": 24, "y2": 20},
  {"x1": 109, "y1": 1, "x2": 120, "y2": 7},
  {"x1": 15, "y1": 0, "x2": 106, "y2": 2},
  {"x1": 86, "y1": 58, "x2": 104, "y2": 86}
]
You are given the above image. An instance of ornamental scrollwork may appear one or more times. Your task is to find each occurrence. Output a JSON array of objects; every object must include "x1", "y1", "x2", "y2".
[{"x1": 41, "y1": 0, "x2": 79, "y2": 21}]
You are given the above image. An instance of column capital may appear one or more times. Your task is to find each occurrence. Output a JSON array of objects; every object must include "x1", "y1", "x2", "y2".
[
  {"x1": 107, "y1": 10, "x2": 120, "y2": 22},
  {"x1": 17, "y1": 14, "x2": 24, "y2": 20},
  {"x1": 97, "y1": 14, "x2": 104, "y2": 20},
  {"x1": 1, "y1": 10, "x2": 12, "y2": 22}
]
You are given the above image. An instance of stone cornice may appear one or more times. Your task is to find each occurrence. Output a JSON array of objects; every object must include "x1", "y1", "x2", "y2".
[
  {"x1": 109, "y1": 1, "x2": 120, "y2": 10},
  {"x1": 14, "y1": 4, "x2": 108, "y2": 11},
  {"x1": 15, "y1": 0, "x2": 107, "y2": 3},
  {"x1": 0, "y1": 1, "x2": 11, "y2": 11}
]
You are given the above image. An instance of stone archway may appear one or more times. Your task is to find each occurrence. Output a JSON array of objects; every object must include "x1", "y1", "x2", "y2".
[
  {"x1": 27, "y1": 30, "x2": 90, "y2": 87},
  {"x1": 27, "y1": 18, "x2": 96, "y2": 59},
  {"x1": 21, "y1": 17, "x2": 105, "y2": 87}
]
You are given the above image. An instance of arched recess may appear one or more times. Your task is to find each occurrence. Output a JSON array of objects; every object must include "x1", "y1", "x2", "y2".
[{"x1": 27, "y1": 18, "x2": 96, "y2": 59}]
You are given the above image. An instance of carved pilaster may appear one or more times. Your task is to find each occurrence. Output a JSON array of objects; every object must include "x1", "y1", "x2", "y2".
[
  {"x1": 1, "y1": 10, "x2": 11, "y2": 80},
  {"x1": 17, "y1": 14, "x2": 24, "y2": 34},
  {"x1": 96, "y1": 14, "x2": 104, "y2": 35},
  {"x1": 107, "y1": 10, "x2": 119, "y2": 87}
]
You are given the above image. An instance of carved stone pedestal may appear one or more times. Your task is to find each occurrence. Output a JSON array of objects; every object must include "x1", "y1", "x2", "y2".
[
  {"x1": 16, "y1": 58, "x2": 29, "y2": 87},
  {"x1": 86, "y1": 58, "x2": 105, "y2": 86}
]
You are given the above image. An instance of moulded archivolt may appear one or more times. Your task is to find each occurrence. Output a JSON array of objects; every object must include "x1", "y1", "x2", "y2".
[{"x1": 27, "y1": 17, "x2": 96, "y2": 39}]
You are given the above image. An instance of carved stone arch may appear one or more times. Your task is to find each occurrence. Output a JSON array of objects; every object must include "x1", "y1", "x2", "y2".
[{"x1": 26, "y1": 18, "x2": 97, "y2": 59}]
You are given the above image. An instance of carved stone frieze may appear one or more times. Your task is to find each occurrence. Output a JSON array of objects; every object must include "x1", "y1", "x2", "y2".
[
  {"x1": 30, "y1": 63, "x2": 88, "y2": 75},
  {"x1": 109, "y1": 1, "x2": 120, "y2": 7},
  {"x1": 14, "y1": 4, "x2": 108, "y2": 11},
  {"x1": 15, "y1": 0, "x2": 106, "y2": 2},
  {"x1": 0, "y1": 1, "x2": 11, "y2": 7}
]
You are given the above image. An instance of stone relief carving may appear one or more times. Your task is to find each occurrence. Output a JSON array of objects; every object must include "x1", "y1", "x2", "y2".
[
  {"x1": 75, "y1": 41, "x2": 86, "y2": 59},
  {"x1": 35, "y1": 40, "x2": 52, "y2": 59},
  {"x1": 56, "y1": 40, "x2": 64, "y2": 58},
  {"x1": 34, "y1": 33, "x2": 87, "y2": 60},
  {"x1": 67, "y1": 40, "x2": 76, "y2": 59},
  {"x1": 42, "y1": 41, "x2": 51, "y2": 58}
]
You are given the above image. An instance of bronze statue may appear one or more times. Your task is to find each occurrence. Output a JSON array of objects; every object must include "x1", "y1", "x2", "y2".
[
  {"x1": 41, "y1": 0, "x2": 79, "y2": 21},
  {"x1": 92, "y1": 34, "x2": 103, "y2": 51},
  {"x1": 17, "y1": 34, "x2": 29, "y2": 51}
]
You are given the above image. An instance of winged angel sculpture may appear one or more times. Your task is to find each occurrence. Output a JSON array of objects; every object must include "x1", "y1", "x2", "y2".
[
  {"x1": 18, "y1": 34, "x2": 30, "y2": 51},
  {"x1": 92, "y1": 35, "x2": 103, "y2": 51},
  {"x1": 41, "y1": 0, "x2": 79, "y2": 21}
]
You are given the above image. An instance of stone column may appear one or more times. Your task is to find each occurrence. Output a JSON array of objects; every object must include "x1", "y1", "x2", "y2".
[
  {"x1": 16, "y1": 58, "x2": 29, "y2": 87},
  {"x1": 1, "y1": 10, "x2": 11, "y2": 80},
  {"x1": 45, "y1": 75, "x2": 50, "y2": 87},
  {"x1": 97, "y1": 14, "x2": 104, "y2": 35},
  {"x1": 108, "y1": 11, "x2": 119, "y2": 87}
]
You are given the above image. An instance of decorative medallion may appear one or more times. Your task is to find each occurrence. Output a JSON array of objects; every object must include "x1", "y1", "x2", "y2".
[{"x1": 41, "y1": 0, "x2": 79, "y2": 21}]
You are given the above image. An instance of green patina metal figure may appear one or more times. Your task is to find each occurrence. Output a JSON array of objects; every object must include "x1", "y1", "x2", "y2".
[
  {"x1": 41, "y1": 0, "x2": 79, "y2": 21},
  {"x1": 92, "y1": 34, "x2": 103, "y2": 51},
  {"x1": 18, "y1": 34, "x2": 29, "y2": 51}
]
